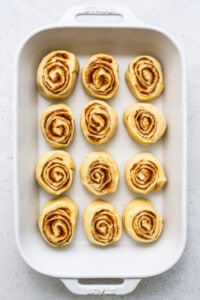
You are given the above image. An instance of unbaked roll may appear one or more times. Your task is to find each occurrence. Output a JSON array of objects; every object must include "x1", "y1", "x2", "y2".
[
  {"x1": 38, "y1": 196, "x2": 78, "y2": 246},
  {"x1": 80, "y1": 100, "x2": 118, "y2": 145},
  {"x1": 40, "y1": 103, "x2": 75, "y2": 148},
  {"x1": 36, "y1": 50, "x2": 79, "y2": 100},
  {"x1": 83, "y1": 200, "x2": 122, "y2": 246},
  {"x1": 35, "y1": 150, "x2": 75, "y2": 195},
  {"x1": 80, "y1": 151, "x2": 119, "y2": 196},
  {"x1": 125, "y1": 55, "x2": 164, "y2": 101},
  {"x1": 125, "y1": 152, "x2": 167, "y2": 194},
  {"x1": 123, "y1": 198, "x2": 163, "y2": 243},
  {"x1": 123, "y1": 103, "x2": 167, "y2": 145},
  {"x1": 81, "y1": 54, "x2": 119, "y2": 100}
]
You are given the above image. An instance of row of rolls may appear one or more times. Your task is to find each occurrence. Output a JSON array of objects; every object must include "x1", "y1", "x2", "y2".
[
  {"x1": 36, "y1": 151, "x2": 166, "y2": 196},
  {"x1": 39, "y1": 196, "x2": 163, "y2": 247},
  {"x1": 36, "y1": 51, "x2": 164, "y2": 102},
  {"x1": 35, "y1": 50, "x2": 166, "y2": 248},
  {"x1": 40, "y1": 101, "x2": 167, "y2": 148}
]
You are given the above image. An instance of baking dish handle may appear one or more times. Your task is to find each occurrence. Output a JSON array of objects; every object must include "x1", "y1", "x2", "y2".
[
  {"x1": 60, "y1": 278, "x2": 141, "y2": 295},
  {"x1": 57, "y1": 5, "x2": 141, "y2": 27}
]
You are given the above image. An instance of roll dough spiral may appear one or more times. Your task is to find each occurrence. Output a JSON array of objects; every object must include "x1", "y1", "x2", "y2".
[
  {"x1": 80, "y1": 151, "x2": 119, "y2": 195},
  {"x1": 40, "y1": 103, "x2": 75, "y2": 148},
  {"x1": 36, "y1": 50, "x2": 79, "y2": 100},
  {"x1": 125, "y1": 152, "x2": 167, "y2": 194},
  {"x1": 123, "y1": 103, "x2": 167, "y2": 145},
  {"x1": 123, "y1": 198, "x2": 163, "y2": 243},
  {"x1": 38, "y1": 196, "x2": 78, "y2": 246},
  {"x1": 80, "y1": 100, "x2": 118, "y2": 145},
  {"x1": 83, "y1": 200, "x2": 122, "y2": 246},
  {"x1": 81, "y1": 54, "x2": 119, "y2": 100},
  {"x1": 35, "y1": 150, "x2": 75, "y2": 195},
  {"x1": 125, "y1": 55, "x2": 164, "y2": 101}
]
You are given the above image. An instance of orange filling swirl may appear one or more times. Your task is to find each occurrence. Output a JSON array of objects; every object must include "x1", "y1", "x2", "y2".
[
  {"x1": 133, "y1": 57, "x2": 160, "y2": 96},
  {"x1": 91, "y1": 209, "x2": 120, "y2": 245},
  {"x1": 82, "y1": 54, "x2": 118, "y2": 99},
  {"x1": 132, "y1": 210, "x2": 160, "y2": 241},
  {"x1": 84, "y1": 103, "x2": 110, "y2": 142},
  {"x1": 134, "y1": 109, "x2": 156, "y2": 139},
  {"x1": 43, "y1": 207, "x2": 72, "y2": 246},
  {"x1": 42, "y1": 52, "x2": 71, "y2": 94},
  {"x1": 43, "y1": 108, "x2": 74, "y2": 146},
  {"x1": 130, "y1": 160, "x2": 158, "y2": 191},
  {"x1": 41, "y1": 157, "x2": 70, "y2": 192},
  {"x1": 88, "y1": 161, "x2": 112, "y2": 193},
  {"x1": 86, "y1": 58, "x2": 116, "y2": 96}
]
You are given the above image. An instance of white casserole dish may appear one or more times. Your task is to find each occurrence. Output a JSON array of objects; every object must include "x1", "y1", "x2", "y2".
[{"x1": 14, "y1": 6, "x2": 187, "y2": 295}]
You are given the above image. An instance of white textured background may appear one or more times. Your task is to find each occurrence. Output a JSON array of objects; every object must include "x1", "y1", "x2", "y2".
[{"x1": 0, "y1": 0, "x2": 199, "y2": 299}]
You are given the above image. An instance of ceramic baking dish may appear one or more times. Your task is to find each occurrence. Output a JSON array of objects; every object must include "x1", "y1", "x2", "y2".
[{"x1": 14, "y1": 6, "x2": 187, "y2": 295}]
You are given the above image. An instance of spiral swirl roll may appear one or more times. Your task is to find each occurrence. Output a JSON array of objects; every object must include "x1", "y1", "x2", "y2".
[
  {"x1": 40, "y1": 103, "x2": 75, "y2": 148},
  {"x1": 35, "y1": 150, "x2": 75, "y2": 195},
  {"x1": 81, "y1": 100, "x2": 118, "y2": 145},
  {"x1": 125, "y1": 153, "x2": 167, "y2": 195},
  {"x1": 125, "y1": 55, "x2": 164, "y2": 101},
  {"x1": 38, "y1": 196, "x2": 78, "y2": 246},
  {"x1": 123, "y1": 198, "x2": 163, "y2": 243},
  {"x1": 36, "y1": 50, "x2": 79, "y2": 100},
  {"x1": 83, "y1": 200, "x2": 122, "y2": 246},
  {"x1": 81, "y1": 54, "x2": 119, "y2": 100},
  {"x1": 123, "y1": 103, "x2": 167, "y2": 145},
  {"x1": 80, "y1": 152, "x2": 119, "y2": 195}
]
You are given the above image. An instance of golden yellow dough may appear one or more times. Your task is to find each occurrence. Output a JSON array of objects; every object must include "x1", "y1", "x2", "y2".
[
  {"x1": 40, "y1": 103, "x2": 75, "y2": 148},
  {"x1": 125, "y1": 152, "x2": 167, "y2": 195},
  {"x1": 83, "y1": 199, "x2": 122, "y2": 246},
  {"x1": 80, "y1": 151, "x2": 119, "y2": 196},
  {"x1": 81, "y1": 54, "x2": 119, "y2": 100},
  {"x1": 36, "y1": 50, "x2": 79, "y2": 100},
  {"x1": 38, "y1": 196, "x2": 78, "y2": 246},
  {"x1": 125, "y1": 55, "x2": 164, "y2": 101},
  {"x1": 35, "y1": 150, "x2": 75, "y2": 195},
  {"x1": 123, "y1": 198, "x2": 163, "y2": 243},
  {"x1": 123, "y1": 103, "x2": 167, "y2": 145},
  {"x1": 80, "y1": 100, "x2": 118, "y2": 145}
]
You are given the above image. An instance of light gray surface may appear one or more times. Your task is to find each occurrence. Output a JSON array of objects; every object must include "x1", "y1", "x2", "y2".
[{"x1": 0, "y1": 0, "x2": 199, "y2": 299}]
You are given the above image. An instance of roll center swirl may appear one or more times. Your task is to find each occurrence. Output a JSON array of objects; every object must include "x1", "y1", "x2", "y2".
[
  {"x1": 88, "y1": 161, "x2": 112, "y2": 192},
  {"x1": 131, "y1": 160, "x2": 158, "y2": 190},
  {"x1": 86, "y1": 57, "x2": 116, "y2": 95},
  {"x1": 85, "y1": 104, "x2": 110, "y2": 141},
  {"x1": 133, "y1": 211, "x2": 157, "y2": 240},
  {"x1": 134, "y1": 109, "x2": 156, "y2": 138},
  {"x1": 43, "y1": 208, "x2": 72, "y2": 245},
  {"x1": 42, "y1": 158, "x2": 70, "y2": 191},
  {"x1": 43, "y1": 54, "x2": 70, "y2": 94},
  {"x1": 45, "y1": 109, "x2": 73, "y2": 144},
  {"x1": 92, "y1": 209, "x2": 118, "y2": 244},
  {"x1": 134, "y1": 58, "x2": 159, "y2": 94}
]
